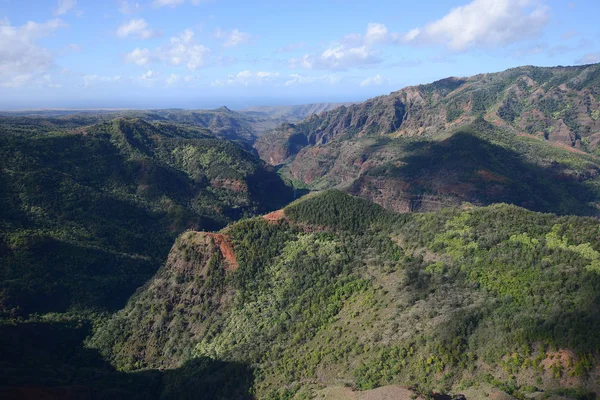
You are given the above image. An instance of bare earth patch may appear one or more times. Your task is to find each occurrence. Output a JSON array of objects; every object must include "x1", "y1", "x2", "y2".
[
  {"x1": 263, "y1": 209, "x2": 287, "y2": 223},
  {"x1": 205, "y1": 233, "x2": 238, "y2": 271}
]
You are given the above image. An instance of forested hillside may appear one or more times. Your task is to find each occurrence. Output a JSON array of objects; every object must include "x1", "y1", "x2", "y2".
[
  {"x1": 91, "y1": 191, "x2": 600, "y2": 399},
  {"x1": 2, "y1": 64, "x2": 600, "y2": 400},
  {"x1": 0, "y1": 117, "x2": 292, "y2": 317}
]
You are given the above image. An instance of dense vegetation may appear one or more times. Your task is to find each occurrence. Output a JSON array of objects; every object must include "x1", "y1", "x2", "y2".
[
  {"x1": 0, "y1": 117, "x2": 292, "y2": 317},
  {"x1": 3, "y1": 64, "x2": 600, "y2": 399},
  {"x1": 92, "y1": 191, "x2": 600, "y2": 399},
  {"x1": 0, "y1": 320, "x2": 254, "y2": 399}
]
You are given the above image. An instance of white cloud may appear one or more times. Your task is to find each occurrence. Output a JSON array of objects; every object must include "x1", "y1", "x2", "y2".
[
  {"x1": 165, "y1": 73, "x2": 180, "y2": 85},
  {"x1": 364, "y1": 23, "x2": 397, "y2": 45},
  {"x1": 214, "y1": 28, "x2": 251, "y2": 47},
  {"x1": 284, "y1": 74, "x2": 341, "y2": 87},
  {"x1": 164, "y1": 30, "x2": 210, "y2": 69},
  {"x1": 290, "y1": 45, "x2": 380, "y2": 70},
  {"x1": 152, "y1": 0, "x2": 213, "y2": 6},
  {"x1": 360, "y1": 74, "x2": 386, "y2": 87},
  {"x1": 577, "y1": 53, "x2": 600, "y2": 64},
  {"x1": 54, "y1": 0, "x2": 77, "y2": 16},
  {"x1": 289, "y1": 23, "x2": 400, "y2": 71},
  {"x1": 125, "y1": 30, "x2": 210, "y2": 70},
  {"x1": 153, "y1": 0, "x2": 184, "y2": 7},
  {"x1": 118, "y1": 1, "x2": 141, "y2": 14},
  {"x1": 402, "y1": 0, "x2": 549, "y2": 51},
  {"x1": 117, "y1": 19, "x2": 157, "y2": 39},
  {"x1": 211, "y1": 70, "x2": 279, "y2": 87},
  {"x1": 42, "y1": 74, "x2": 62, "y2": 88},
  {"x1": 0, "y1": 18, "x2": 67, "y2": 88},
  {"x1": 82, "y1": 74, "x2": 121, "y2": 88},
  {"x1": 140, "y1": 70, "x2": 157, "y2": 80},
  {"x1": 341, "y1": 23, "x2": 402, "y2": 47},
  {"x1": 125, "y1": 47, "x2": 151, "y2": 65}
]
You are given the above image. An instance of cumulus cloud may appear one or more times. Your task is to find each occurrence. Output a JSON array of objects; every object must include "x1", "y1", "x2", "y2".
[
  {"x1": 360, "y1": 74, "x2": 387, "y2": 87},
  {"x1": 214, "y1": 28, "x2": 251, "y2": 47},
  {"x1": 402, "y1": 0, "x2": 550, "y2": 51},
  {"x1": 42, "y1": 74, "x2": 62, "y2": 88},
  {"x1": 339, "y1": 23, "x2": 402, "y2": 47},
  {"x1": 290, "y1": 23, "x2": 399, "y2": 70},
  {"x1": 54, "y1": 0, "x2": 77, "y2": 16},
  {"x1": 284, "y1": 74, "x2": 341, "y2": 87},
  {"x1": 0, "y1": 18, "x2": 67, "y2": 87},
  {"x1": 140, "y1": 70, "x2": 157, "y2": 80},
  {"x1": 211, "y1": 70, "x2": 279, "y2": 87},
  {"x1": 125, "y1": 29, "x2": 211, "y2": 70},
  {"x1": 118, "y1": 1, "x2": 141, "y2": 14},
  {"x1": 153, "y1": 0, "x2": 211, "y2": 7},
  {"x1": 153, "y1": 0, "x2": 184, "y2": 7},
  {"x1": 116, "y1": 19, "x2": 157, "y2": 39},
  {"x1": 290, "y1": 45, "x2": 380, "y2": 70},
  {"x1": 125, "y1": 47, "x2": 151, "y2": 65},
  {"x1": 165, "y1": 73, "x2": 180, "y2": 85},
  {"x1": 363, "y1": 23, "x2": 401, "y2": 45}
]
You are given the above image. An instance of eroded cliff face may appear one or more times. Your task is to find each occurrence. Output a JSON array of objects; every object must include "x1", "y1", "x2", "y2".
[
  {"x1": 89, "y1": 231, "x2": 237, "y2": 370},
  {"x1": 256, "y1": 64, "x2": 600, "y2": 167},
  {"x1": 254, "y1": 65, "x2": 600, "y2": 215}
]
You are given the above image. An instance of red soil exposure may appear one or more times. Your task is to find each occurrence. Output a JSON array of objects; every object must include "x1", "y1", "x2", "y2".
[
  {"x1": 541, "y1": 349, "x2": 576, "y2": 370},
  {"x1": 205, "y1": 233, "x2": 238, "y2": 271},
  {"x1": 263, "y1": 209, "x2": 286, "y2": 223}
]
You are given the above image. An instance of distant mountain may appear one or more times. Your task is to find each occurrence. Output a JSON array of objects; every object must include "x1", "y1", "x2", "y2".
[
  {"x1": 240, "y1": 102, "x2": 354, "y2": 133},
  {"x1": 0, "y1": 102, "x2": 353, "y2": 145},
  {"x1": 241, "y1": 103, "x2": 354, "y2": 118},
  {"x1": 0, "y1": 107, "x2": 257, "y2": 142},
  {"x1": 0, "y1": 117, "x2": 293, "y2": 317},
  {"x1": 255, "y1": 63, "x2": 600, "y2": 215},
  {"x1": 91, "y1": 190, "x2": 600, "y2": 398}
]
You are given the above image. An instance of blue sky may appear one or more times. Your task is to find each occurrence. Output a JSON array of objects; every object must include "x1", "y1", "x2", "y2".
[{"x1": 0, "y1": 0, "x2": 599, "y2": 109}]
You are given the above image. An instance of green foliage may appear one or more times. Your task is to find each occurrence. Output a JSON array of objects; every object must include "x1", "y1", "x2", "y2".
[
  {"x1": 284, "y1": 190, "x2": 391, "y2": 233},
  {"x1": 0, "y1": 320, "x2": 254, "y2": 400},
  {"x1": 0, "y1": 118, "x2": 292, "y2": 316},
  {"x1": 84, "y1": 191, "x2": 600, "y2": 397}
]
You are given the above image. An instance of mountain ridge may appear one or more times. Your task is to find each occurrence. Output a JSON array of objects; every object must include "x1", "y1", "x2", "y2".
[
  {"x1": 91, "y1": 190, "x2": 600, "y2": 399},
  {"x1": 0, "y1": 117, "x2": 293, "y2": 317},
  {"x1": 255, "y1": 63, "x2": 600, "y2": 216}
]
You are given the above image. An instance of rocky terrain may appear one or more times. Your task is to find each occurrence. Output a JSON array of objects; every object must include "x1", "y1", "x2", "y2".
[{"x1": 255, "y1": 64, "x2": 600, "y2": 215}]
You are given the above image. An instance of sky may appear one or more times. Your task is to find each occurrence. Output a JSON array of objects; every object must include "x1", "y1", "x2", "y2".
[{"x1": 0, "y1": 0, "x2": 599, "y2": 109}]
